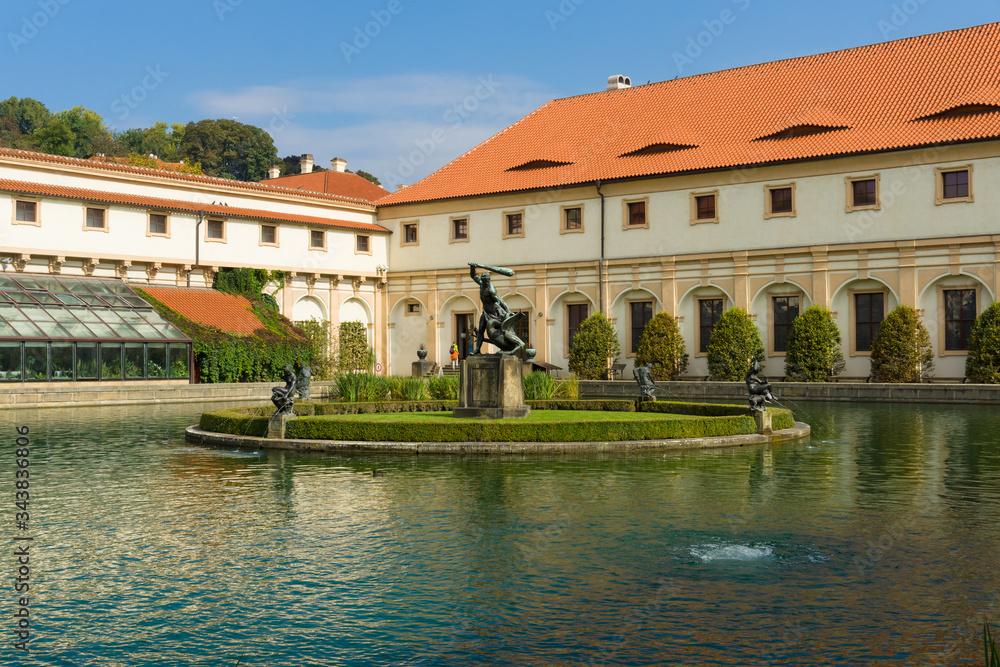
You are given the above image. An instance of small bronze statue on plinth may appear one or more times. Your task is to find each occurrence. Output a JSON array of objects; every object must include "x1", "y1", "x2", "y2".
[
  {"x1": 745, "y1": 359, "x2": 775, "y2": 413},
  {"x1": 633, "y1": 363, "x2": 658, "y2": 400},
  {"x1": 468, "y1": 262, "x2": 526, "y2": 356},
  {"x1": 271, "y1": 365, "x2": 297, "y2": 415}
]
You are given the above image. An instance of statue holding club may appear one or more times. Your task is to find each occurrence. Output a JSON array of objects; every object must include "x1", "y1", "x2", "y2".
[{"x1": 468, "y1": 262, "x2": 526, "y2": 355}]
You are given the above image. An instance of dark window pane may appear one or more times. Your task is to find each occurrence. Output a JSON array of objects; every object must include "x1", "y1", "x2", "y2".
[
  {"x1": 507, "y1": 213, "x2": 522, "y2": 236},
  {"x1": 565, "y1": 207, "x2": 582, "y2": 230},
  {"x1": 77, "y1": 343, "x2": 98, "y2": 380},
  {"x1": 631, "y1": 302, "x2": 653, "y2": 354},
  {"x1": 148, "y1": 343, "x2": 167, "y2": 378},
  {"x1": 696, "y1": 195, "x2": 716, "y2": 219},
  {"x1": 772, "y1": 296, "x2": 800, "y2": 352},
  {"x1": 25, "y1": 342, "x2": 47, "y2": 380},
  {"x1": 944, "y1": 289, "x2": 976, "y2": 350},
  {"x1": 16, "y1": 201, "x2": 36, "y2": 222},
  {"x1": 311, "y1": 230, "x2": 325, "y2": 247},
  {"x1": 568, "y1": 304, "x2": 589, "y2": 351},
  {"x1": 628, "y1": 201, "x2": 646, "y2": 226},
  {"x1": 169, "y1": 344, "x2": 190, "y2": 379},
  {"x1": 149, "y1": 213, "x2": 167, "y2": 234},
  {"x1": 942, "y1": 170, "x2": 969, "y2": 199},
  {"x1": 770, "y1": 187, "x2": 792, "y2": 213},
  {"x1": 101, "y1": 344, "x2": 122, "y2": 379},
  {"x1": 852, "y1": 179, "x2": 877, "y2": 207},
  {"x1": 699, "y1": 299, "x2": 723, "y2": 353},
  {"x1": 855, "y1": 292, "x2": 884, "y2": 352},
  {"x1": 453, "y1": 219, "x2": 468, "y2": 239},
  {"x1": 124, "y1": 344, "x2": 144, "y2": 379},
  {"x1": 0, "y1": 343, "x2": 22, "y2": 381}
]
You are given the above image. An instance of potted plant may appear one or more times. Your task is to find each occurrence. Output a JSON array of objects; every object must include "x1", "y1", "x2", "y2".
[{"x1": 417, "y1": 343, "x2": 428, "y2": 360}]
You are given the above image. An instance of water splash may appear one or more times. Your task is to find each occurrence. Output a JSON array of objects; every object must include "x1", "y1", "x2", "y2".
[{"x1": 690, "y1": 543, "x2": 774, "y2": 562}]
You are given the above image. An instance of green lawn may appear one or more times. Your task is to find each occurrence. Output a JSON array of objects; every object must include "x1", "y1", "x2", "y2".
[{"x1": 310, "y1": 410, "x2": 697, "y2": 423}]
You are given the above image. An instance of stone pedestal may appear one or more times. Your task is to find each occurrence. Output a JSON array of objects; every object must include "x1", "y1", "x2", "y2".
[
  {"x1": 412, "y1": 360, "x2": 436, "y2": 377},
  {"x1": 268, "y1": 413, "x2": 294, "y2": 438},
  {"x1": 754, "y1": 410, "x2": 772, "y2": 435},
  {"x1": 453, "y1": 354, "x2": 531, "y2": 419}
]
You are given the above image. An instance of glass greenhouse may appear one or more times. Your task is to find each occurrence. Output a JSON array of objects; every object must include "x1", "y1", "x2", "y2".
[{"x1": 0, "y1": 274, "x2": 191, "y2": 382}]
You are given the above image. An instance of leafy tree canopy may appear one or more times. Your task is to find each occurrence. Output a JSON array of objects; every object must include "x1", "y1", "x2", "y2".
[
  {"x1": 348, "y1": 168, "x2": 381, "y2": 186},
  {"x1": 568, "y1": 312, "x2": 621, "y2": 380},
  {"x1": 33, "y1": 118, "x2": 76, "y2": 156},
  {"x1": 706, "y1": 307, "x2": 765, "y2": 381},
  {"x1": 635, "y1": 311, "x2": 689, "y2": 380},
  {"x1": 869, "y1": 304, "x2": 934, "y2": 382},
  {"x1": 180, "y1": 118, "x2": 278, "y2": 182},
  {"x1": 0, "y1": 96, "x2": 50, "y2": 135},
  {"x1": 118, "y1": 121, "x2": 186, "y2": 162},
  {"x1": 58, "y1": 106, "x2": 108, "y2": 158}
]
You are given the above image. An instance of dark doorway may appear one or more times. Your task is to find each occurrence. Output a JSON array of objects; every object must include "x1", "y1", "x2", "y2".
[{"x1": 455, "y1": 312, "x2": 474, "y2": 359}]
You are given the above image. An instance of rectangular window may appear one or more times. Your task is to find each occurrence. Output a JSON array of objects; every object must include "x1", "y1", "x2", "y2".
[
  {"x1": 563, "y1": 206, "x2": 582, "y2": 232},
  {"x1": 696, "y1": 195, "x2": 716, "y2": 220},
  {"x1": 936, "y1": 166, "x2": 973, "y2": 204},
  {"x1": 855, "y1": 292, "x2": 884, "y2": 352},
  {"x1": 768, "y1": 186, "x2": 793, "y2": 216},
  {"x1": 15, "y1": 200, "x2": 36, "y2": 223},
  {"x1": 207, "y1": 219, "x2": 224, "y2": 240},
  {"x1": 451, "y1": 217, "x2": 468, "y2": 242},
  {"x1": 310, "y1": 229, "x2": 326, "y2": 249},
  {"x1": 148, "y1": 213, "x2": 167, "y2": 235},
  {"x1": 690, "y1": 190, "x2": 720, "y2": 224},
  {"x1": 853, "y1": 179, "x2": 877, "y2": 207},
  {"x1": 944, "y1": 289, "x2": 976, "y2": 351},
  {"x1": 567, "y1": 304, "x2": 589, "y2": 352},
  {"x1": 407, "y1": 303, "x2": 421, "y2": 315},
  {"x1": 260, "y1": 224, "x2": 277, "y2": 245},
  {"x1": 356, "y1": 234, "x2": 370, "y2": 254},
  {"x1": 627, "y1": 201, "x2": 646, "y2": 226},
  {"x1": 772, "y1": 295, "x2": 800, "y2": 353},
  {"x1": 846, "y1": 175, "x2": 880, "y2": 211},
  {"x1": 402, "y1": 223, "x2": 418, "y2": 245},
  {"x1": 85, "y1": 207, "x2": 105, "y2": 229},
  {"x1": 630, "y1": 301, "x2": 653, "y2": 354},
  {"x1": 699, "y1": 298, "x2": 724, "y2": 353},
  {"x1": 505, "y1": 212, "x2": 523, "y2": 238}
]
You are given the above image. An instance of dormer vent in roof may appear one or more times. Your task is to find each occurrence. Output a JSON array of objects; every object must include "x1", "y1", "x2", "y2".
[
  {"x1": 507, "y1": 159, "x2": 572, "y2": 171},
  {"x1": 607, "y1": 75, "x2": 631, "y2": 91},
  {"x1": 754, "y1": 124, "x2": 849, "y2": 141},
  {"x1": 914, "y1": 103, "x2": 1000, "y2": 121},
  {"x1": 619, "y1": 142, "x2": 697, "y2": 157}
]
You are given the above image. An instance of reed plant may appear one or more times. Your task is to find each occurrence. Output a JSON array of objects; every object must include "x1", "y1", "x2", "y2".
[
  {"x1": 428, "y1": 375, "x2": 459, "y2": 400},
  {"x1": 987, "y1": 620, "x2": 1000, "y2": 667},
  {"x1": 387, "y1": 376, "x2": 429, "y2": 401},
  {"x1": 523, "y1": 371, "x2": 556, "y2": 400},
  {"x1": 336, "y1": 372, "x2": 388, "y2": 402},
  {"x1": 554, "y1": 374, "x2": 579, "y2": 399}
]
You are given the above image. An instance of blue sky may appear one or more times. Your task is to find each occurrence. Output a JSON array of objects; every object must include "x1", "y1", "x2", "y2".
[{"x1": 3, "y1": 0, "x2": 998, "y2": 187}]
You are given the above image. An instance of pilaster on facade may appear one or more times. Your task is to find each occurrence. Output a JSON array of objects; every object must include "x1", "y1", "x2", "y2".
[
  {"x1": 897, "y1": 242, "x2": 918, "y2": 307},
  {"x1": 732, "y1": 251, "x2": 749, "y2": 311},
  {"x1": 810, "y1": 247, "x2": 830, "y2": 307}
]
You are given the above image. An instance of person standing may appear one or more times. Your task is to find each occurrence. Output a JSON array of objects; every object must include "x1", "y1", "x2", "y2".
[{"x1": 450, "y1": 342, "x2": 459, "y2": 369}]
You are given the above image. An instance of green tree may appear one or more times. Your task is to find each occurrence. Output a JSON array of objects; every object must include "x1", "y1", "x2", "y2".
[
  {"x1": 33, "y1": 118, "x2": 76, "y2": 156},
  {"x1": 180, "y1": 119, "x2": 279, "y2": 181},
  {"x1": 869, "y1": 304, "x2": 934, "y2": 382},
  {"x1": 297, "y1": 318, "x2": 334, "y2": 380},
  {"x1": 568, "y1": 312, "x2": 620, "y2": 380},
  {"x1": 965, "y1": 302, "x2": 1000, "y2": 383},
  {"x1": 338, "y1": 321, "x2": 370, "y2": 373},
  {"x1": 280, "y1": 154, "x2": 327, "y2": 176},
  {"x1": 784, "y1": 305, "x2": 845, "y2": 381},
  {"x1": 58, "y1": 106, "x2": 108, "y2": 157},
  {"x1": 118, "y1": 121, "x2": 186, "y2": 162},
  {"x1": 635, "y1": 311, "x2": 688, "y2": 380},
  {"x1": 0, "y1": 97, "x2": 50, "y2": 135},
  {"x1": 348, "y1": 168, "x2": 381, "y2": 186},
  {"x1": 706, "y1": 307, "x2": 765, "y2": 381}
]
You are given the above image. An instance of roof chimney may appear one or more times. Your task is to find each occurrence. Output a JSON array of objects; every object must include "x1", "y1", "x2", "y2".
[
  {"x1": 396, "y1": 184, "x2": 408, "y2": 190},
  {"x1": 607, "y1": 75, "x2": 631, "y2": 91},
  {"x1": 267, "y1": 165, "x2": 280, "y2": 179},
  {"x1": 331, "y1": 157, "x2": 347, "y2": 173},
  {"x1": 300, "y1": 154, "x2": 314, "y2": 174}
]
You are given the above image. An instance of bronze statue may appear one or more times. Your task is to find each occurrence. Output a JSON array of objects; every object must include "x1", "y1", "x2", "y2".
[
  {"x1": 295, "y1": 364, "x2": 312, "y2": 401},
  {"x1": 271, "y1": 365, "x2": 297, "y2": 415},
  {"x1": 468, "y1": 262, "x2": 525, "y2": 355},
  {"x1": 745, "y1": 359, "x2": 775, "y2": 412},
  {"x1": 633, "y1": 363, "x2": 658, "y2": 399}
]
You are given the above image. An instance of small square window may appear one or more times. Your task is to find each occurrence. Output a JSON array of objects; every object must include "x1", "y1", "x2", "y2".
[
  {"x1": 260, "y1": 225, "x2": 276, "y2": 245},
  {"x1": 853, "y1": 180, "x2": 876, "y2": 207},
  {"x1": 563, "y1": 206, "x2": 582, "y2": 232},
  {"x1": 936, "y1": 166, "x2": 973, "y2": 205},
  {"x1": 764, "y1": 184, "x2": 796, "y2": 219},
  {"x1": 407, "y1": 303, "x2": 421, "y2": 314},
  {"x1": 696, "y1": 195, "x2": 715, "y2": 219},
  {"x1": 356, "y1": 234, "x2": 371, "y2": 254},
  {"x1": 207, "y1": 219, "x2": 225, "y2": 240},
  {"x1": 15, "y1": 200, "x2": 36, "y2": 223},
  {"x1": 690, "y1": 190, "x2": 720, "y2": 224},
  {"x1": 310, "y1": 230, "x2": 326, "y2": 249},
  {"x1": 770, "y1": 188, "x2": 792, "y2": 213},
  {"x1": 451, "y1": 217, "x2": 469, "y2": 242},
  {"x1": 505, "y1": 212, "x2": 523, "y2": 238},
  {"x1": 846, "y1": 175, "x2": 880, "y2": 212},
  {"x1": 402, "y1": 223, "x2": 418, "y2": 245},
  {"x1": 627, "y1": 201, "x2": 646, "y2": 226},
  {"x1": 85, "y1": 207, "x2": 105, "y2": 229},
  {"x1": 148, "y1": 213, "x2": 167, "y2": 235}
]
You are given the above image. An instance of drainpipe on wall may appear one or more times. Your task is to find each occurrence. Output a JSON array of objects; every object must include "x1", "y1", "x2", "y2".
[
  {"x1": 595, "y1": 180, "x2": 605, "y2": 316},
  {"x1": 187, "y1": 211, "x2": 203, "y2": 288}
]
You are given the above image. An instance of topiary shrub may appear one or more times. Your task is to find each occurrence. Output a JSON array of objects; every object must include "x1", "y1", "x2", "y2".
[
  {"x1": 568, "y1": 313, "x2": 621, "y2": 380},
  {"x1": 965, "y1": 302, "x2": 1000, "y2": 383},
  {"x1": 338, "y1": 321, "x2": 370, "y2": 373},
  {"x1": 706, "y1": 308, "x2": 765, "y2": 381},
  {"x1": 869, "y1": 305, "x2": 934, "y2": 382},
  {"x1": 296, "y1": 318, "x2": 334, "y2": 380},
  {"x1": 635, "y1": 312, "x2": 689, "y2": 380},
  {"x1": 784, "y1": 305, "x2": 845, "y2": 381}
]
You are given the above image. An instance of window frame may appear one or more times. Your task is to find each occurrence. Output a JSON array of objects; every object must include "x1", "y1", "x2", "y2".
[
  {"x1": 935, "y1": 165, "x2": 974, "y2": 205},
  {"x1": 355, "y1": 233, "x2": 372, "y2": 255},
  {"x1": 12, "y1": 198, "x2": 40, "y2": 226},
  {"x1": 626, "y1": 299, "x2": 654, "y2": 357},
  {"x1": 502, "y1": 209, "x2": 525, "y2": 239},
  {"x1": 400, "y1": 220, "x2": 419, "y2": 247},
  {"x1": 259, "y1": 223, "x2": 279, "y2": 247},
  {"x1": 845, "y1": 174, "x2": 881, "y2": 213},
  {"x1": 690, "y1": 190, "x2": 720, "y2": 225},
  {"x1": 938, "y1": 284, "x2": 980, "y2": 355},
  {"x1": 622, "y1": 197, "x2": 649, "y2": 230},
  {"x1": 695, "y1": 296, "x2": 725, "y2": 357},
  {"x1": 449, "y1": 216, "x2": 470, "y2": 243},
  {"x1": 146, "y1": 211, "x2": 170, "y2": 238},
  {"x1": 405, "y1": 301, "x2": 421, "y2": 316},
  {"x1": 560, "y1": 204, "x2": 584, "y2": 234},
  {"x1": 849, "y1": 288, "x2": 888, "y2": 356},
  {"x1": 83, "y1": 205, "x2": 109, "y2": 233},
  {"x1": 769, "y1": 292, "x2": 802, "y2": 356},
  {"x1": 764, "y1": 183, "x2": 796, "y2": 219},
  {"x1": 309, "y1": 228, "x2": 327, "y2": 251},
  {"x1": 205, "y1": 218, "x2": 227, "y2": 243}
]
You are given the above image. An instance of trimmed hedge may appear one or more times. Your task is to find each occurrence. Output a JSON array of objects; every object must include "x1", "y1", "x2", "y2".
[
  {"x1": 313, "y1": 400, "x2": 456, "y2": 415},
  {"x1": 527, "y1": 399, "x2": 636, "y2": 412}
]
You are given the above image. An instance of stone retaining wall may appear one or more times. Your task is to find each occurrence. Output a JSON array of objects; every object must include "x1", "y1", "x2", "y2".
[
  {"x1": 0, "y1": 381, "x2": 338, "y2": 410},
  {"x1": 581, "y1": 380, "x2": 1000, "y2": 405}
]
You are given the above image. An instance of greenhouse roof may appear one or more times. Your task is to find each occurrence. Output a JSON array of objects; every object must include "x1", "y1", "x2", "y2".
[{"x1": 0, "y1": 274, "x2": 190, "y2": 342}]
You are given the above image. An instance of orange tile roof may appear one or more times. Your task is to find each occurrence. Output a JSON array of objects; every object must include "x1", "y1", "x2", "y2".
[
  {"x1": 0, "y1": 178, "x2": 390, "y2": 233},
  {"x1": 0, "y1": 147, "x2": 375, "y2": 207},
  {"x1": 139, "y1": 286, "x2": 264, "y2": 336},
  {"x1": 378, "y1": 23, "x2": 1000, "y2": 206},
  {"x1": 263, "y1": 170, "x2": 390, "y2": 203}
]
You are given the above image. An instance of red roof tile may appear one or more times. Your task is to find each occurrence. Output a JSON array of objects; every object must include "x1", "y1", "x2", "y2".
[
  {"x1": 140, "y1": 286, "x2": 264, "y2": 336},
  {"x1": 0, "y1": 147, "x2": 375, "y2": 207},
  {"x1": 378, "y1": 23, "x2": 1000, "y2": 206},
  {"x1": 263, "y1": 170, "x2": 390, "y2": 203},
  {"x1": 0, "y1": 179, "x2": 390, "y2": 234}
]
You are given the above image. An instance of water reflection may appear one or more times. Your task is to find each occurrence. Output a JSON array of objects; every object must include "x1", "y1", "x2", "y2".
[{"x1": 1, "y1": 400, "x2": 998, "y2": 665}]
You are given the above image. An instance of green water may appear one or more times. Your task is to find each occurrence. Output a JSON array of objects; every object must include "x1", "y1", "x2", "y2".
[{"x1": 1, "y1": 400, "x2": 998, "y2": 665}]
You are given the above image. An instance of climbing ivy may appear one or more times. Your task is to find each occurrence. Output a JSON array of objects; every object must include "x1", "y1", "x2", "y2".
[
  {"x1": 214, "y1": 267, "x2": 283, "y2": 311},
  {"x1": 338, "y1": 320, "x2": 371, "y2": 373}
]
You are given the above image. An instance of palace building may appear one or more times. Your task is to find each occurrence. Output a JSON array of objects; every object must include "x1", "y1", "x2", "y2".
[{"x1": 3, "y1": 22, "x2": 1000, "y2": 383}]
